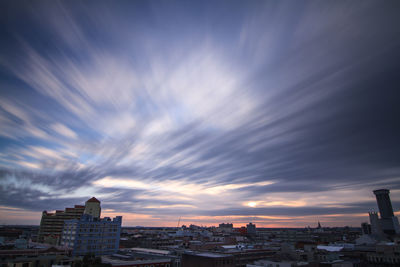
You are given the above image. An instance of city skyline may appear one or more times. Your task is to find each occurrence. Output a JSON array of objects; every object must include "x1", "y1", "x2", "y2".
[{"x1": 1, "y1": 1, "x2": 400, "y2": 227}]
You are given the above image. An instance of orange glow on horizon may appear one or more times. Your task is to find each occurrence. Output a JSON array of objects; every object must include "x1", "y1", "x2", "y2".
[{"x1": 0, "y1": 205, "x2": 389, "y2": 228}]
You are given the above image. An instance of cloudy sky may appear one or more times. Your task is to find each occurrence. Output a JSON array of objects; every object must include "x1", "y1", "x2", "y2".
[{"x1": 0, "y1": 0, "x2": 400, "y2": 227}]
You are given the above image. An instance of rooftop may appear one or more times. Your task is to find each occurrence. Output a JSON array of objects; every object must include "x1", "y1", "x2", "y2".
[
  {"x1": 317, "y1": 245, "x2": 344, "y2": 252},
  {"x1": 193, "y1": 252, "x2": 232, "y2": 258},
  {"x1": 102, "y1": 256, "x2": 170, "y2": 266},
  {"x1": 130, "y1": 247, "x2": 171, "y2": 255},
  {"x1": 86, "y1": 197, "x2": 101, "y2": 203}
]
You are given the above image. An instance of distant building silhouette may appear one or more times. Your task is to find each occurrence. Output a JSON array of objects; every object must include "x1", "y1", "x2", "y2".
[
  {"x1": 218, "y1": 223, "x2": 233, "y2": 233},
  {"x1": 219, "y1": 223, "x2": 233, "y2": 229},
  {"x1": 247, "y1": 222, "x2": 256, "y2": 235},
  {"x1": 361, "y1": 222, "x2": 372, "y2": 235}
]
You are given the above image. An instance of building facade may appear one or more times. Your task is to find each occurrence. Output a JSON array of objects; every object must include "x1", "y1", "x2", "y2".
[
  {"x1": 181, "y1": 252, "x2": 235, "y2": 267},
  {"x1": 61, "y1": 214, "x2": 122, "y2": 256},
  {"x1": 246, "y1": 223, "x2": 256, "y2": 235},
  {"x1": 0, "y1": 247, "x2": 74, "y2": 267},
  {"x1": 38, "y1": 197, "x2": 104, "y2": 245},
  {"x1": 38, "y1": 205, "x2": 85, "y2": 244},
  {"x1": 219, "y1": 223, "x2": 234, "y2": 233},
  {"x1": 84, "y1": 197, "x2": 101, "y2": 218},
  {"x1": 374, "y1": 189, "x2": 394, "y2": 219},
  {"x1": 371, "y1": 189, "x2": 400, "y2": 235}
]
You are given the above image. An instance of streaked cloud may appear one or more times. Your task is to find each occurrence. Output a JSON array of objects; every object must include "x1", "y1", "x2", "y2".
[
  {"x1": 0, "y1": 0, "x2": 399, "y2": 226},
  {"x1": 50, "y1": 123, "x2": 77, "y2": 139}
]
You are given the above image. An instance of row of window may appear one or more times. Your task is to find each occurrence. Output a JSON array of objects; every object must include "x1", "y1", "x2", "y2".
[
  {"x1": 76, "y1": 238, "x2": 116, "y2": 244},
  {"x1": 63, "y1": 231, "x2": 76, "y2": 234},
  {"x1": 75, "y1": 244, "x2": 116, "y2": 250},
  {"x1": 368, "y1": 256, "x2": 400, "y2": 263},
  {"x1": 76, "y1": 233, "x2": 118, "y2": 237},
  {"x1": 78, "y1": 223, "x2": 119, "y2": 228},
  {"x1": 78, "y1": 228, "x2": 118, "y2": 232}
]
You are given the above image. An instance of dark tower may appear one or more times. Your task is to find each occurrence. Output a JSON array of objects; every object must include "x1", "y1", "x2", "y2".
[{"x1": 373, "y1": 189, "x2": 394, "y2": 219}]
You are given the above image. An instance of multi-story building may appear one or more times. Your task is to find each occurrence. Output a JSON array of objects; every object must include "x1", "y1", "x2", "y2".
[
  {"x1": 246, "y1": 223, "x2": 256, "y2": 235},
  {"x1": 84, "y1": 197, "x2": 101, "y2": 218},
  {"x1": 38, "y1": 197, "x2": 102, "y2": 245},
  {"x1": 219, "y1": 223, "x2": 234, "y2": 233},
  {"x1": 38, "y1": 204, "x2": 85, "y2": 244},
  {"x1": 372, "y1": 189, "x2": 400, "y2": 235},
  {"x1": 60, "y1": 214, "x2": 122, "y2": 256},
  {"x1": 274, "y1": 230, "x2": 313, "y2": 243}
]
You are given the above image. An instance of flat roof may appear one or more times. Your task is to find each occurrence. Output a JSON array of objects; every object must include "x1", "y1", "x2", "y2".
[
  {"x1": 317, "y1": 245, "x2": 343, "y2": 252},
  {"x1": 102, "y1": 256, "x2": 170, "y2": 265},
  {"x1": 222, "y1": 245, "x2": 237, "y2": 249},
  {"x1": 194, "y1": 252, "x2": 232, "y2": 258},
  {"x1": 130, "y1": 247, "x2": 170, "y2": 255}
]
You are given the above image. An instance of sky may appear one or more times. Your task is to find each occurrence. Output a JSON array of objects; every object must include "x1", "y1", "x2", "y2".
[{"x1": 0, "y1": 0, "x2": 400, "y2": 227}]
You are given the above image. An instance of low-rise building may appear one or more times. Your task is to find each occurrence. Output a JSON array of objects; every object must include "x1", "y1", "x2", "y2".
[
  {"x1": 182, "y1": 252, "x2": 235, "y2": 267},
  {"x1": 247, "y1": 259, "x2": 299, "y2": 267},
  {"x1": 102, "y1": 255, "x2": 172, "y2": 267},
  {"x1": 366, "y1": 243, "x2": 400, "y2": 265},
  {"x1": 0, "y1": 246, "x2": 74, "y2": 267}
]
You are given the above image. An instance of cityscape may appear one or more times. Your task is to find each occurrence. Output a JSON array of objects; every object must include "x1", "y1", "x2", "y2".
[
  {"x1": 1, "y1": 0, "x2": 400, "y2": 267},
  {"x1": 0, "y1": 189, "x2": 400, "y2": 266}
]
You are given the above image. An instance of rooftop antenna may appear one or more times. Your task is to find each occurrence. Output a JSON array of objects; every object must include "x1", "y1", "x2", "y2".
[{"x1": 177, "y1": 216, "x2": 181, "y2": 228}]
